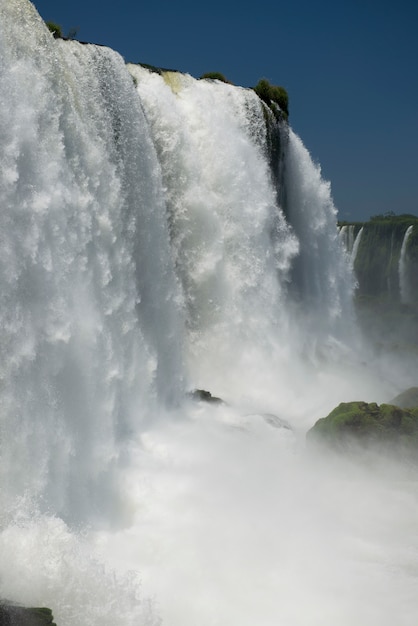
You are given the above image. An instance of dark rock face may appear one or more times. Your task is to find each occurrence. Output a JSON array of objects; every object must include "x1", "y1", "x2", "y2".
[
  {"x1": 0, "y1": 606, "x2": 56, "y2": 626},
  {"x1": 307, "y1": 401, "x2": 418, "y2": 453},
  {"x1": 188, "y1": 389, "x2": 224, "y2": 404}
]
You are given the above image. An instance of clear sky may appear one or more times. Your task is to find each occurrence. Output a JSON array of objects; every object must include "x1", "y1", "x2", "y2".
[{"x1": 32, "y1": 0, "x2": 418, "y2": 222}]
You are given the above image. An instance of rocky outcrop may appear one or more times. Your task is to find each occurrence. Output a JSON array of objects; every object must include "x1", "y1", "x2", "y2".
[
  {"x1": 0, "y1": 606, "x2": 56, "y2": 626},
  {"x1": 188, "y1": 389, "x2": 225, "y2": 404},
  {"x1": 307, "y1": 400, "x2": 418, "y2": 453}
]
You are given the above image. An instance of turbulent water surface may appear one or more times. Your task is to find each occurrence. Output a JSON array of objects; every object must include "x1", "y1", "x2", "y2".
[{"x1": 1, "y1": 2, "x2": 418, "y2": 625}]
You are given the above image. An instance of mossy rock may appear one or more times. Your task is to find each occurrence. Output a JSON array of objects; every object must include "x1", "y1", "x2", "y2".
[
  {"x1": 0, "y1": 605, "x2": 56, "y2": 626},
  {"x1": 307, "y1": 401, "x2": 418, "y2": 453}
]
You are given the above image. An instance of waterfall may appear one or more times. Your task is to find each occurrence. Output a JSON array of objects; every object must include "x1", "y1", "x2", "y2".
[
  {"x1": 399, "y1": 225, "x2": 414, "y2": 304},
  {"x1": 339, "y1": 224, "x2": 362, "y2": 267},
  {"x1": 350, "y1": 226, "x2": 364, "y2": 268},
  {"x1": 128, "y1": 66, "x2": 299, "y2": 397},
  {"x1": 282, "y1": 130, "x2": 356, "y2": 345},
  {"x1": 1, "y1": 2, "x2": 418, "y2": 626},
  {"x1": 339, "y1": 224, "x2": 356, "y2": 253},
  {"x1": 128, "y1": 64, "x2": 357, "y2": 397},
  {"x1": 0, "y1": 3, "x2": 188, "y2": 525}
]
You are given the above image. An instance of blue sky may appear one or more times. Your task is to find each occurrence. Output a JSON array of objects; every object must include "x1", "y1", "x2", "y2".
[{"x1": 32, "y1": 0, "x2": 418, "y2": 222}]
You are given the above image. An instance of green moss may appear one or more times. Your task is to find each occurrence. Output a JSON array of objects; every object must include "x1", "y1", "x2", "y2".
[{"x1": 308, "y1": 401, "x2": 418, "y2": 452}]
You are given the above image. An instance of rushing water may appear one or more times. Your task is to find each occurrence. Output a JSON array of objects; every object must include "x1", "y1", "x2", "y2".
[
  {"x1": 1, "y1": 2, "x2": 418, "y2": 625},
  {"x1": 350, "y1": 226, "x2": 364, "y2": 268},
  {"x1": 399, "y1": 225, "x2": 414, "y2": 304},
  {"x1": 339, "y1": 225, "x2": 363, "y2": 269}
]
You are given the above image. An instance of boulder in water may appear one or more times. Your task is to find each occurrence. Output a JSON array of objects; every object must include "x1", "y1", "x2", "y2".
[
  {"x1": 188, "y1": 389, "x2": 225, "y2": 404},
  {"x1": 307, "y1": 401, "x2": 418, "y2": 453},
  {"x1": 0, "y1": 605, "x2": 57, "y2": 626}
]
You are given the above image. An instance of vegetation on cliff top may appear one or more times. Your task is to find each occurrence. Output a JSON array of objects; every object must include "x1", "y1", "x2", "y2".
[
  {"x1": 46, "y1": 21, "x2": 78, "y2": 40},
  {"x1": 200, "y1": 72, "x2": 232, "y2": 84},
  {"x1": 45, "y1": 21, "x2": 62, "y2": 38},
  {"x1": 253, "y1": 78, "x2": 289, "y2": 120},
  {"x1": 43, "y1": 18, "x2": 289, "y2": 121},
  {"x1": 338, "y1": 211, "x2": 418, "y2": 228}
]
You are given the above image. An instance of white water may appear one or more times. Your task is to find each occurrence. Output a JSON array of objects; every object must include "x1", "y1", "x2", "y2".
[
  {"x1": 339, "y1": 223, "x2": 355, "y2": 253},
  {"x1": 339, "y1": 225, "x2": 363, "y2": 269},
  {"x1": 351, "y1": 225, "x2": 364, "y2": 268},
  {"x1": 1, "y1": 2, "x2": 418, "y2": 625},
  {"x1": 399, "y1": 225, "x2": 414, "y2": 304}
]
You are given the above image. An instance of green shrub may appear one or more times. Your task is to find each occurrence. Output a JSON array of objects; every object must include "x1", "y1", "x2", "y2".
[
  {"x1": 200, "y1": 72, "x2": 231, "y2": 84},
  {"x1": 46, "y1": 21, "x2": 63, "y2": 39},
  {"x1": 253, "y1": 78, "x2": 289, "y2": 120}
]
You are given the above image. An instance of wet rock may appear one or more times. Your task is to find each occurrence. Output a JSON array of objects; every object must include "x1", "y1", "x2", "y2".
[
  {"x1": 307, "y1": 401, "x2": 418, "y2": 453},
  {"x1": 0, "y1": 605, "x2": 56, "y2": 626},
  {"x1": 188, "y1": 389, "x2": 224, "y2": 404}
]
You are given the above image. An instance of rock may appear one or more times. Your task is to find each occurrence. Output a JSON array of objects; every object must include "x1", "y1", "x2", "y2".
[
  {"x1": 307, "y1": 401, "x2": 418, "y2": 453},
  {"x1": 0, "y1": 605, "x2": 57, "y2": 626},
  {"x1": 188, "y1": 389, "x2": 224, "y2": 404},
  {"x1": 390, "y1": 387, "x2": 418, "y2": 408}
]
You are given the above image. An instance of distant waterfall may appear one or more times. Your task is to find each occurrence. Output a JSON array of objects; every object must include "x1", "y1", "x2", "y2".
[
  {"x1": 339, "y1": 224, "x2": 356, "y2": 254},
  {"x1": 339, "y1": 224, "x2": 363, "y2": 268},
  {"x1": 350, "y1": 226, "x2": 364, "y2": 268},
  {"x1": 399, "y1": 225, "x2": 414, "y2": 303}
]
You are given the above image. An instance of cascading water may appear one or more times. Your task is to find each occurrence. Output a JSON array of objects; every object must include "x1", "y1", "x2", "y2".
[
  {"x1": 340, "y1": 225, "x2": 363, "y2": 269},
  {"x1": 339, "y1": 223, "x2": 355, "y2": 253},
  {"x1": 1, "y1": 2, "x2": 418, "y2": 626},
  {"x1": 282, "y1": 130, "x2": 357, "y2": 346},
  {"x1": 350, "y1": 225, "x2": 364, "y2": 268},
  {"x1": 399, "y1": 225, "x2": 414, "y2": 304},
  {"x1": 128, "y1": 65, "x2": 300, "y2": 403}
]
